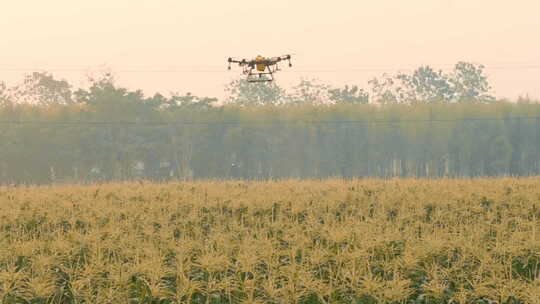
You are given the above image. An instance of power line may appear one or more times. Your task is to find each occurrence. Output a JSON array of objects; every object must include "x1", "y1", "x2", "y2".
[
  {"x1": 0, "y1": 64, "x2": 540, "y2": 74},
  {"x1": 0, "y1": 116, "x2": 538, "y2": 127}
]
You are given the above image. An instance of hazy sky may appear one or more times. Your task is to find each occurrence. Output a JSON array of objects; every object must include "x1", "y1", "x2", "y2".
[{"x1": 1, "y1": 0, "x2": 539, "y2": 99}]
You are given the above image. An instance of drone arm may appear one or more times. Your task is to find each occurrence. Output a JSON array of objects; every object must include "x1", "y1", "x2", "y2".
[
  {"x1": 228, "y1": 58, "x2": 247, "y2": 64},
  {"x1": 276, "y1": 55, "x2": 292, "y2": 67},
  {"x1": 228, "y1": 58, "x2": 249, "y2": 70},
  {"x1": 275, "y1": 55, "x2": 290, "y2": 60}
]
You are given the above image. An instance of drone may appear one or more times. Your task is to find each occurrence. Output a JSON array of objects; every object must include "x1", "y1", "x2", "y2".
[{"x1": 227, "y1": 54, "x2": 292, "y2": 82}]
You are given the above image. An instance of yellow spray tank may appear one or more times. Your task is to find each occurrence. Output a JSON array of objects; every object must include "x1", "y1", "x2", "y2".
[{"x1": 255, "y1": 55, "x2": 266, "y2": 72}]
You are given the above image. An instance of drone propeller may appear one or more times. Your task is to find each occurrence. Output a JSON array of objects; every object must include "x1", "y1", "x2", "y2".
[{"x1": 279, "y1": 54, "x2": 293, "y2": 67}]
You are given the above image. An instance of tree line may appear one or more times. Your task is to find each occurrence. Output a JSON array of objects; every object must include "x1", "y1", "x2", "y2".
[{"x1": 0, "y1": 63, "x2": 538, "y2": 184}]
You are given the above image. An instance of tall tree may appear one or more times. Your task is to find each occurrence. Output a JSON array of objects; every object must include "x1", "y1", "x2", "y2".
[
  {"x1": 328, "y1": 85, "x2": 369, "y2": 104},
  {"x1": 368, "y1": 73, "x2": 407, "y2": 104},
  {"x1": 369, "y1": 62, "x2": 494, "y2": 103},
  {"x1": 396, "y1": 66, "x2": 453, "y2": 102},
  {"x1": 225, "y1": 79, "x2": 285, "y2": 105},
  {"x1": 450, "y1": 62, "x2": 494, "y2": 102},
  {"x1": 288, "y1": 78, "x2": 330, "y2": 105},
  {"x1": 12, "y1": 72, "x2": 73, "y2": 105},
  {"x1": 0, "y1": 82, "x2": 10, "y2": 106},
  {"x1": 168, "y1": 92, "x2": 216, "y2": 109}
]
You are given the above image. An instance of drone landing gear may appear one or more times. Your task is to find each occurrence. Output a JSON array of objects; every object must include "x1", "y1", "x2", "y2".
[{"x1": 246, "y1": 65, "x2": 275, "y2": 83}]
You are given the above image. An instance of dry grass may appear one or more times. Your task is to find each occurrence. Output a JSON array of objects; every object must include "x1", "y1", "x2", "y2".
[{"x1": 1, "y1": 178, "x2": 539, "y2": 303}]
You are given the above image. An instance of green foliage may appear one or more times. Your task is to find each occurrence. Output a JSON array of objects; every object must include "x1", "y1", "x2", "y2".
[
  {"x1": 450, "y1": 62, "x2": 494, "y2": 102},
  {"x1": 0, "y1": 81, "x2": 10, "y2": 106},
  {"x1": 167, "y1": 92, "x2": 217, "y2": 109},
  {"x1": 396, "y1": 66, "x2": 453, "y2": 102},
  {"x1": 1, "y1": 98, "x2": 540, "y2": 184},
  {"x1": 225, "y1": 78, "x2": 285, "y2": 105},
  {"x1": 11, "y1": 72, "x2": 73, "y2": 105},
  {"x1": 0, "y1": 66, "x2": 530, "y2": 184},
  {"x1": 288, "y1": 78, "x2": 330, "y2": 105},
  {"x1": 369, "y1": 62, "x2": 494, "y2": 103},
  {"x1": 328, "y1": 85, "x2": 369, "y2": 104},
  {"x1": 226, "y1": 78, "x2": 368, "y2": 105}
]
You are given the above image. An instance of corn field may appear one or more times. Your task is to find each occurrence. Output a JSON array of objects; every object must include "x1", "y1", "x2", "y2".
[{"x1": 1, "y1": 179, "x2": 540, "y2": 303}]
